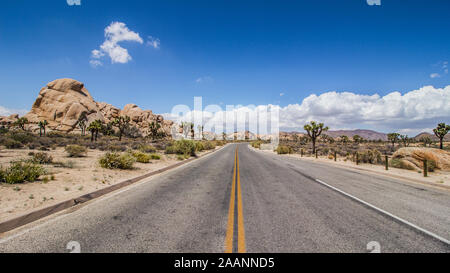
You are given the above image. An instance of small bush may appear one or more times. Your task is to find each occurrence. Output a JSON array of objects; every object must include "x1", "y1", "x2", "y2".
[
  {"x1": 150, "y1": 154, "x2": 161, "y2": 160},
  {"x1": 107, "y1": 144, "x2": 128, "y2": 152},
  {"x1": 202, "y1": 141, "x2": 216, "y2": 150},
  {"x1": 195, "y1": 141, "x2": 205, "y2": 152},
  {"x1": 3, "y1": 139, "x2": 23, "y2": 149},
  {"x1": 177, "y1": 154, "x2": 189, "y2": 160},
  {"x1": 276, "y1": 145, "x2": 292, "y2": 154},
  {"x1": 138, "y1": 144, "x2": 156, "y2": 153},
  {"x1": 65, "y1": 145, "x2": 87, "y2": 157},
  {"x1": 99, "y1": 152, "x2": 135, "y2": 169},
  {"x1": 129, "y1": 150, "x2": 151, "y2": 163},
  {"x1": 31, "y1": 152, "x2": 53, "y2": 164},
  {"x1": 166, "y1": 140, "x2": 196, "y2": 157},
  {"x1": 53, "y1": 160, "x2": 76, "y2": 169},
  {"x1": 0, "y1": 161, "x2": 46, "y2": 184},
  {"x1": 251, "y1": 141, "x2": 262, "y2": 149}
]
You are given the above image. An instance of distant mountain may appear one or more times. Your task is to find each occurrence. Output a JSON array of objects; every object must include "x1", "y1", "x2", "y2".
[
  {"x1": 323, "y1": 129, "x2": 387, "y2": 141},
  {"x1": 414, "y1": 132, "x2": 450, "y2": 141}
]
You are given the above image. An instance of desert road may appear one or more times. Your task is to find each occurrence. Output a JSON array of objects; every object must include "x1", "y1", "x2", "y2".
[{"x1": 0, "y1": 143, "x2": 449, "y2": 253}]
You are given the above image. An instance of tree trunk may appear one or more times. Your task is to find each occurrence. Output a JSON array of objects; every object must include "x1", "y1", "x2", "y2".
[
  {"x1": 119, "y1": 131, "x2": 122, "y2": 141},
  {"x1": 91, "y1": 132, "x2": 94, "y2": 142},
  {"x1": 312, "y1": 138, "x2": 316, "y2": 154},
  {"x1": 440, "y1": 138, "x2": 443, "y2": 149},
  {"x1": 39, "y1": 128, "x2": 42, "y2": 137}
]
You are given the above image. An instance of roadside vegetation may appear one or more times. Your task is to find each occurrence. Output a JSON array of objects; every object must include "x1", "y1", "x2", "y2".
[{"x1": 257, "y1": 122, "x2": 450, "y2": 174}]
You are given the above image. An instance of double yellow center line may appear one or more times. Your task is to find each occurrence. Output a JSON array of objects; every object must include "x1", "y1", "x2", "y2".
[{"x1": 225, "y1": 147, "x2": 246, "y2": 253}]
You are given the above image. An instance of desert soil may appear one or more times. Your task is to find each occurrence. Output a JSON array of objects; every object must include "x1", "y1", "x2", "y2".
[{"x1": 0, "y1": 147, "x2": 215, "y2": 222}]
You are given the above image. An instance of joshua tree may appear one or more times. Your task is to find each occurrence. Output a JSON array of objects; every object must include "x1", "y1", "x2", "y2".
[
  {"x1": 198, "y1": 125, "x2": 205, "y2": 140},
  {"x1": 148, "y1": 121, "x2": 162, "y2": 140},
  {"x1": 433, "y1": 123, "x2": 450, "y2": 149},
  {"x1": 340, "y1": 135, "x2": 349, "y2": 146},
  {"x1": 400, "y1": 134, "x2": 411, "y2": 147},
  {"x1": 112, "y1": 116, "x2": 130, "y2": 141},
  {"x1": 87, "y1": 120, "x2": 103, "y2": 142},
  {"x1": 101, "y1": 121, "x2": 115, "y2": 136},
  {"x1": 387, "y1": 133, "x2": 400, "y2": 149},
  {"x1": 304, "y1": 121, "x2": 329, "y2": 154},
  {"x1": 419, "y1": 136, "x2": 432, "y2": 147},
  {"x1": 321, "y1": 134, "x2": 334, "y2": 144},
  {"x1": 14, "y1": 117, "x2": 28, "y2": 131},
  {"x1": 352, "y1": 135, "x2": 363, "y2": 144},
  {"x1": 222, "y1": 132, "x2": 227, "y2": 141},
  {"x1": 77, "y1": 114, "x2": 88, "y2": 136},
  {"x1": 38, "y1": 120, "x2": 48, "y2": 137}
]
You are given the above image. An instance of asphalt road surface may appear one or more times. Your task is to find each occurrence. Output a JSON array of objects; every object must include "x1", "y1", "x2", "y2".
[{"x1": 0, "y1": 143, "x2": 449, "y2": 253}]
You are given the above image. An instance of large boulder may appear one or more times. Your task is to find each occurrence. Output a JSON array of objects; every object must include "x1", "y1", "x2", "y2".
[
  {"x1": 0, "y1": 114, "x2": 19, "y2": 127},
  {"x1": 392, "y1": 147, "x2": 450, "y2": 171},
  {"x1": 23, "y1": 78, "x2": 173, "y2": 137},
  {"x1": 24, "y1": 79, "x2": 103, "y2": 132}
]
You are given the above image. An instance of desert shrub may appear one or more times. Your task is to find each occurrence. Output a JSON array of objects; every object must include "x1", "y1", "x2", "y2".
[
  {"x1": 8, "y1": 132, "x2": 34, "y2": 144},
  {"x1": 52, "y1": 160, "x2": 76, "y2": 169},
  {"x1": 31, "y1": 152, "x2": 53, "y2": 164},
  {"x1": 251, "y1": 141, "x2": 262, "y2": 149},
  {"x1": 166, "y1": 140, "x2": 196, "y2": 157},
  {"x1": 0, "y1": 161, "x2": 46, "y2": 184},
  {"x1": 129, "y1": 150, "x2": 151, "y2": 163},
  {"x1": 138, "y1": 144, "x2": 156, "y2": 153},
  {"x1": 177, "y1": 154, "x2": 189, "y2": 160},
  {"x1": 99, "y1": 152, "x2": 135, "y2": 169},
  {"x1": 202, "y1": 141, "x2": 216, "y2": 150},
  {"x1": 65, "y1": 145, "x2": 88, "y2": 157},
  {"x1": 357, "y1": 149, "x2": 382, "y2": 164},
  {"x1": 426, "y1": 159, "x2": 437, "y2": 172},
  {"x1": 276, "y1": 145, "x2": 293, "y2": 154},
  {"x1": 3, "y1": 139, "x2": 23, "y2": 149},
  {"x1": 106, "y1": 144, "x2": 128, "y2": 152},
  {"x1": 195, "y1": 141, "x2": 205, "y2": 152},
  {"x1": 214, "y1": 140, "x2": 226, "y2": 146},
  {"x1": 150, "y1": 154, "x2": 161, "y2": 160}
]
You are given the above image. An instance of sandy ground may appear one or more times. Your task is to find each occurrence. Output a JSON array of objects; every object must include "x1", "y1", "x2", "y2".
[
  {"x1": 0, "y1": 147, "x2": 216, "y2": 222},
  {"x1": 253, "y1": 146, "x2": 450, "y2": 188}
]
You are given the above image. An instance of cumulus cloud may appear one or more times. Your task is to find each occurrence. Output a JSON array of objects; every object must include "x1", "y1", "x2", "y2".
[
  {"x1": 195, "y1": 76, "x2": 214, "y2": 84},
  {"x1": 164, "y1": 85, "x2": 450, "y2": 135},
  {"x1": 90, "y1": 22, "x2": 159, "y2": 66},
  {"x1": 430, "y1": 73, "x2": 440, "y2": 78},
  {"x1": 147, "y1": 36, "x2": 160, "y2": 49},
  {"x1": 0, "y1": 106, "x2": 28, "y2": 117}
]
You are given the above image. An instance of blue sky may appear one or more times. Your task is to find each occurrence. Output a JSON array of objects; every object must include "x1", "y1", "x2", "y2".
[{"x1": 0, "y1": 0, "x2": 449, "y2": 134}]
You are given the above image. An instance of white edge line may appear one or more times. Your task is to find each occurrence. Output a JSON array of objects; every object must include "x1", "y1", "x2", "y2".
[
  {"x1": 315, "y1": 178, "x2": 450, "y2": 246},
  {"x1": 0, "y1": 144, "x2": 231, "y2": 245}
]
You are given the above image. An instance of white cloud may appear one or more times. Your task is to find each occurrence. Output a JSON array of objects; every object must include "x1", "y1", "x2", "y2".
[
  {"x1": 430, "y1": 73, "x2": 440, "y2": 78},
  {"x1": 90, "y1": 22, "x2": 158, "y2": 65},
  {"x1": 0, "y1": 106, "x2": 28, "y2": 117},
  {"x1": 280, "y1": 93, "x2": 285, "y2": 97},
  {"x1": 195, "y1": 76, "x2": 214, "y2": 84},
  {"x1": 89, "y1": 59, "x2": 103, "y2": 67},
  {"x1": 147, "y1": 36, "x2": 160, "y2": 49},
  {"x1": 164, "y1": 85, "x2": 450, "y2": 136}
]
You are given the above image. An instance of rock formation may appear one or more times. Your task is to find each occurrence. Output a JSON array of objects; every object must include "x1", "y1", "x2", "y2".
[
  {"x1": 23, "y1": 78, "x2": 173, "y2": 137},
  {"x1": 392, "y1": 147, "x2": 450, "y2": 171}
]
